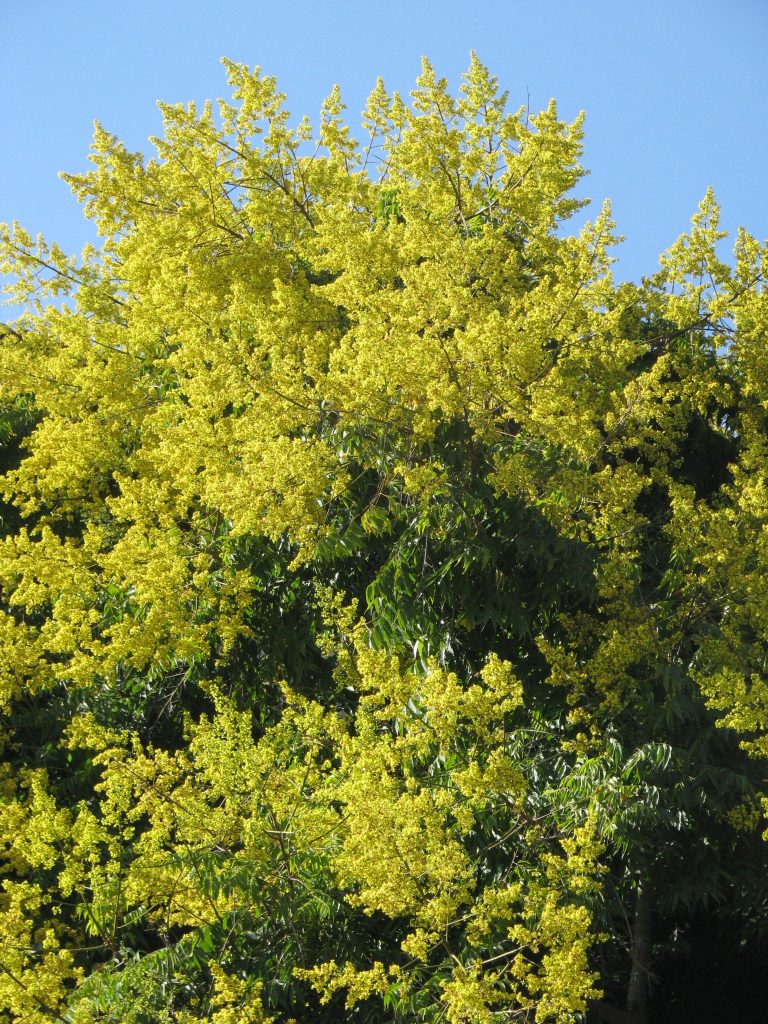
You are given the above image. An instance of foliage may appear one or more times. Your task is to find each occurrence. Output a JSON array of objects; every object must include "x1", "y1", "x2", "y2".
[{"x1": 1, "y1": 54, "x2": 768, "y2": 1022}]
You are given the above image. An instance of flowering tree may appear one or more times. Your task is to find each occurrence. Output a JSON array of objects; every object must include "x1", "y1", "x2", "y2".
[{"x1": 1, "y1": 56, "x2": 767, "y2": 1023}]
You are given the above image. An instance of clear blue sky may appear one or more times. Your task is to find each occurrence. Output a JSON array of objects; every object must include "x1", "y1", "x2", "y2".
[{"x1": 2, "y1": 0, "x2": 767, "y2": 292}]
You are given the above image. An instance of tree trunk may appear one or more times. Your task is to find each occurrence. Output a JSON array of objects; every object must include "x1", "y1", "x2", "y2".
[
  {"x1": 589, "y1": 999, "x2": 639, "y2": 1024},
  {"x1": 626, "y1": 876, "x2": 654, "y2": 1024}
]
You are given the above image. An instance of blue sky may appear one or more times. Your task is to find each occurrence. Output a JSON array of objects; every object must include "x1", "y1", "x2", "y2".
[{"x1": 2, "y1": 0, "x2": 767, "y2": 293}]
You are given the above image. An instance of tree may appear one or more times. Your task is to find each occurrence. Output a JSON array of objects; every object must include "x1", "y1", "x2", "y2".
[{"x1": 1, "y1": 54, "x2": 767, "y2": 1023}]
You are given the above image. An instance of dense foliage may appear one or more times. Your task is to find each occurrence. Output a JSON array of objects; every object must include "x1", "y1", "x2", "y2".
[{"x1": 1, "y1": 56, "x2": 767, "y2": 1023}]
